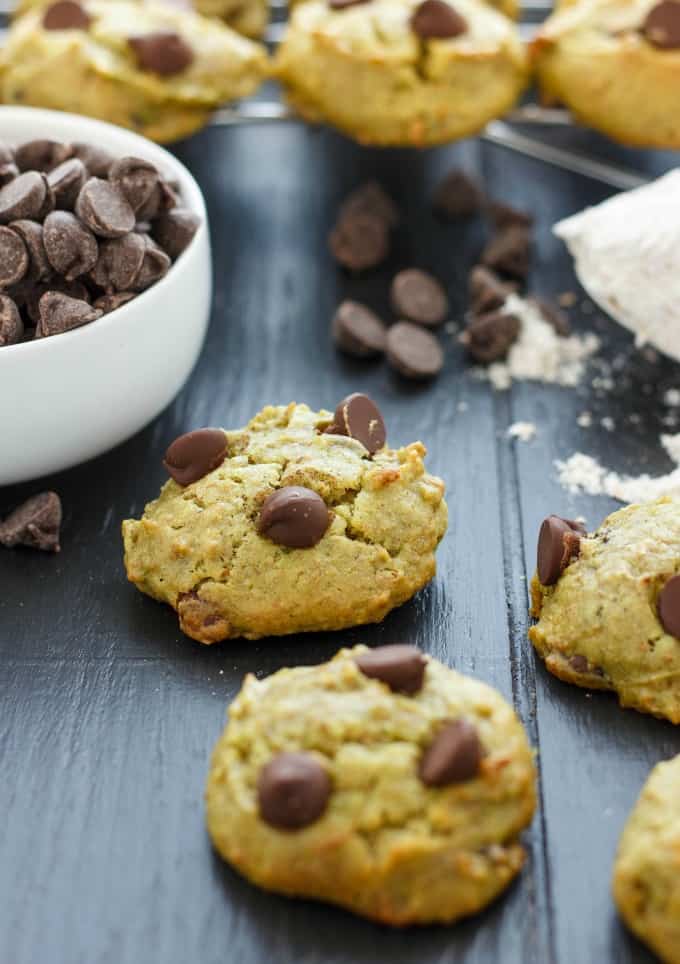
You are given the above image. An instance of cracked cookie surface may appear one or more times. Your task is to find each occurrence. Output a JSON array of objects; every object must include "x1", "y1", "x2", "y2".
[
  {"x1": 122, "y1": 403, "x2": 448, "y2": 643},
  {"x1": 613, "y1": 754, "x2": 680, "y2": 964},
  {"x1": 205, "y1": 645, "x2": 536, "y2": 925},
  {"x1": 275, "y1": 0, "x2": 528, "y2": 147},
  {"x1": 530, "y1": 497, "x2": 680, "y2": 723}
]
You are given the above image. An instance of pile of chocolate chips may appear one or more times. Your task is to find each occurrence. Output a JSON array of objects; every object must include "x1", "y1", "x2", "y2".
[{"x1": 0, "y1": 138, "x2": 200, "y2": 348}]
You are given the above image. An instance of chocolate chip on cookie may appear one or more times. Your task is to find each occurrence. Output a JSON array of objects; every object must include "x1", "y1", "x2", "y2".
[
  {"x1": 0, "y1": 226, "x2": 29, "y2": 288},
  {"x1": 163, "y1": 428, "x2": 229, "y2": 486},
  {"x1": 658, "y1": 574, "x2": 680, "y2": 637},
  {"x1": 36, "y1": 291, "x2": 102, "y2": 338},
  {"x1": 329, "y1": 211, "x2": 389, "y2": 272},
  {"x1": 419, "y1": 719, "x2": 483, "y2": 786},
  {"x1": 569, "y1": 654, "x2": 589, "y2": 674},
  {"x1": 410, "y1": 0, "x2": 467, "y2": 38},
  {"x1": 128, "y1": 32, "x2": 195, "y2": 76},
  {"x1": 482, "y1": 226, "x2": 531, "y2": 282},
  {"x1": 258, "y1": 753, "x2": 331, "y2": 830},
  {"x1": 258, "y1": 486, "x2": 330, "y2": 549},
  {"x1": 537, "y1": 515, "x2": 586, "y2": 586},
  {"x1": 331, "y1": 392, "x2": 386, "y2": 455},
  {"x1": 332, "y1": 300, "x2": 387, "y2": 358},
  {"x1": 386, "y1": 321, "x2": 444, "y2": 379},
  {"x1": 42, "y1": 0, "x2": 92, "y2": 30},
  {"x1": 76, "y1": 178, "x2": 136, "y2": 239},
  {"x1": 432, "y1": 169, "x2": 484, "y2": 220},
  {"x1": 355, "y1": 645, "x2": 427, "y2": 694},
  {"x1": 643, "y1": 0, "x2": 680, "y2": 49},
  {"x1": 390, "y1": 269, "x2": 448, "y2": 328},
  {"x1": 461, "y1": 309, "x2": 520, "y2": 364},
  {"x1": 0, "y1": 491, "x2": 62, "y2": 552},
  {"x1": 43, "y1": 211, "x2": 99, "y2": 281},
  {"x1": 0, "y1": 296, "x2": 23, "y2": 347},
  {"x1": 0, "y1": 172, "x2": 52, "y2": 224}
]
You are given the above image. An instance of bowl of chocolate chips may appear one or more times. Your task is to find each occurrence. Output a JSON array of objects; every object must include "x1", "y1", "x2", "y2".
[{"x1": 0, "y1": 106, "x2": 211, "y2": 485}]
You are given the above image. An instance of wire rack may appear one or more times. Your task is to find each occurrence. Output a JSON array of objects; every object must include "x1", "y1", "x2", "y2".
[{"x1": 0, "y1": 0, "x2": 653, "y2": 190}]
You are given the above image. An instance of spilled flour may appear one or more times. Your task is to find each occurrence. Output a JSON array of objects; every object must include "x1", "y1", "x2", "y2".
[{"x1": 557, "y1": 434, "x2": 680, "y2": 503}]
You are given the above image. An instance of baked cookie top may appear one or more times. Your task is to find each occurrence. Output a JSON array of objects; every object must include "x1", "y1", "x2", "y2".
[
  {"x1": 613, "y1": 754, "x2": 680, "y2": 964},
  {"x1": 530, "y1": 498, "x2": 680, "y2": 722},
  {"x1": 206, "y1": 645, "x2": 536, "y2": 925},
  {"x1": 535, "y1": 0, "x2": 680, "y2": 53},
  {"x1": 122, "y1": 400, "x2": 448, "y2": 642}
]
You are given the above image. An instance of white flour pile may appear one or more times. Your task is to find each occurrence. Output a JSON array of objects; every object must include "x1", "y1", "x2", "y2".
[
  {"x1": 480, "y1": 294, "x2": 599, "y2": 391},
  {"x1": 557, "y1": 434, "x2": 680, "y2": 503}
]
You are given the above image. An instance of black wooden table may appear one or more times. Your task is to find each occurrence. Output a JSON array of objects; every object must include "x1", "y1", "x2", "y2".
[{"x1": 1, "y1": 120, "x2": 679, "y2": 964}]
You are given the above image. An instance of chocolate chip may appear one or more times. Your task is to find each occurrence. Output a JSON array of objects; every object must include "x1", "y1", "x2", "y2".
[
  {"x1": 411, "y1": 0, "x2": 467, "y2": 38},
  {"x1": 658, "y1": 574, "x2": 680, "y2": 636},
  {"x1": 0, "y1": 492, "x2": 62, "y2": 552},
  {"x1": 386, "y1": 321, "x2": 444, "y2": 379},
  {"x1": 93, "y1": 292, "x2": 136, "y2": 314},
  {"x1": 14, "y1": 140, "x2": 73, "y2": 173},
  {"x1": 461, "y1": 310, "x2": 520, "y2": 363},
  {"x1": 75, "y1": 178, "x2": 136, "y2": 239},
  {"x1": 163, "y1": 428, "x2": 228, "y2": 486},
  {"x1": 355, "y1": 645, "x2": 427, "y2": 694},
  {"x1": 0, "y1": 226, "x2": 29, "y2": 287},
  {"x1": 482, "y1": 226, "x2": 531, "y2": 281},
  {"x1": 36, "y1": 291, "x2": 102, "y2": 338},
  {"x1": 390, "y1": 269, "x2": 448, "y2": 327},
  {"x1": 469, "y1": 265, "x2": 517, "y2": 315},
  {"x1": 72, "y1": 142, "x2": 114, "y2": 178},
  {"x1": 332, "y1": 300, "x2": 387, "y2": 358},
  {"x1": 10, "y1": 277, "x2": 89, "y2": 324},
  {"x1": 135, "y1": 179, "x2": 176, "y2": 222},
  {"x1": 569, "y1": 654, "x2": 589, "y2": 674},
  {"x1": 258, "y1": 486, "x2": 330, "y2": 548},
  {"x1": 0, "y1": 145, "x2": 18, "y2": 188},
  {"x1": 0, "y1": 172, "x2": 52, "y2": 224},
  {"x1": 47, "y1": 158, "x2": 87, "y2": 210},
  {"x1": 90, "y1": 232, "x2": 145, "y2": 292},
  {"x1": 530, "y1": 296, "x2": 570, "y2": 337},
  {"x1": 328, "y1": 0, "x2": 370, "y2": 7},
  {"x1": 0, "y1": 296, "x2": 23, "y2": 347},
  {"x1": 643, "y1": 0, "x2": 680, "y2": 48},
  {"x1": 419, "y1": 719, "x2": 483, "y2": 786},
  {"x1": 10, "y1": 220, "x2": 53, "y2": 283},
  {"x1": 257, "y1": 753, "x2": 331, "y2": 830},
  {"x1": 537, "y1": 515, "x2": 586, "y2": 586},
  {"x1": 43, "y1": 0, "x2": 91, "y2": 30},
  {"x1": 487, "y1": 200, "x2": 534, "y2": 231},
  {"x1": 129, "y1": 235, "x2": 170, "y2": 291},
  {"x1": 151, "y1": 208, "x2": 200, "y2": 260},
  {"x1": 329, "y1": 211, "x2": 389, "y2": 272},
  {"x1": 129, "y1": 32, "x2": 194, "y2": 76},
  {"x1": 109, "y1": 156, "x2": 160, "y2": 215},
  {"x1": 43, "y1": 211, "x2": 99, "y2": 281},
  {"x1": 432, "y1": 169, "x2": 484, "y2": 219},
  {"x1": 331, "y1": 392, "x2": 386, "y2": 454},
  {"x1": 339, "y1": 181, "x2": 399, "y2": 229}
]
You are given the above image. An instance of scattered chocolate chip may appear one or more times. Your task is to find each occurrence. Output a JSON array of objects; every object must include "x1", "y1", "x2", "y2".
[
  {"x1": 386, "y1": 321, "x2": 444, "y2": 379},
  {"x1": 0, "y1": 296, "x2": 23, "y2": 347},
  {"x1": 569, "y1": 654, "x2": 589, "y2": 674},
  {"x1": 14, "y1": 140, "x2": 73, "y2": 174},
  {"x1": 530, "y1": 296, "x2": 570, "y2": 337},
  {"x1": 329, "y1": 211, "x2": 389, "y2": 272},
  {"x1": 487, "y1": 200, "x2": 534, "y2": 230},
  {"x1": 129, "y1": 235, "x2": 170, "y2": 291},
  {"x1": 469, "y1": 265, "x2": 517, "y2": 315},
  {"x1": 331, "y1": 300, "x2": 387, "y2": 358},
  {"x1": 43, "y1": 0, "x2": 91, "y2": 30},
  {"x1": 332, "y1": 392, "x2": 386, "y2": 454},
  {"x1": 411, "y1": 0, "x2": 467, "y2": 38},
  {"x1": 339, "y1": 181, "x2": 399, "y2": 229},
  {"x1": 36, "y1": 291, "x2": 102, "y2": 338},
  {"x1": 10, "y1": 220, "x2": 53, "y2": 283},
  {"x1": 71, "y1": 142, "x2": 114, "y2": 178},
  {"x1": 0, "y1": 172, "x2": 52, "y2": 224},
  {"x1": 109, "y1": 156, "x2": 160, "y2": 215},
  {"x1": 0, "y1": 492, "x2": 62, "y2": 552},
  {"x1": 537, "y1": 515, "x2": 586, "y2": 586},
  {"x1": 75, "y1": 178, "x2": 136, "y2": 239},
  {"x1": 43, "y1": 211, "x2": 99, "y2": 281},
  {"x1": 461, "y1": 310, "x2": 520, "y2": 363},
  {"x1": 390, "y1": 268, "x2": 448, "y2": 328},
  {"x1": 658, "y1": 573, "x2": 680, "y2": 637},
  {"x1": 129, "y1": 31, "x2": 194, "y2": 76},
  {"x1": 47, "y1": 158, "x2": 87, "y2": 210},
  {"x1": 93, "y1": 292, "x2": 136, "y2": 314},
  {"x1": 432, "y1": 169, "x2": 484, "y2": 219},
  {"x1": 0, "y1": 144, "x2": 18, "y2": 187},
  {"x1": 482, "y1": 226, "x2": 531, "y2": 281},
  {"x1": 355, "y1": 645, "x2": 427, "y2": 694},
  {"x1": 151, "y1": 208, "x2": 200, "y2": 259},
  {"x1": 257, "y1": 752, "x2": 331, "y2": 830},
  {"x1": 163, "y1": 428, "x2": 228, "y2": 486},
  {"x1": 0, "y1": 226, "x2": 29, "y2": 287},
  {"x1": 643, "y1": 0, "x2": 680, "y2": 48},
  {"x1": 90, "y1": 232, "x2": 145, "y2": 292},
  {"x1": 258, "y1": 486, "x2": 330, "y2": 548},
  {"x1": 419, "y1": 719, "x2": 483, "y2": 786}
]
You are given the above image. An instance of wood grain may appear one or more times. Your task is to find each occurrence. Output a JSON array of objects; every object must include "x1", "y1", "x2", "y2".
[{"x1": 0, "y1": 124, "x2": 677, "y2": 964}]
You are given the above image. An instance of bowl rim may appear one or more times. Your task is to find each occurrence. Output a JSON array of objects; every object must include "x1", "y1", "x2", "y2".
[{"x1": 0, "y1": 105, "x2": 209, "y2": 358}]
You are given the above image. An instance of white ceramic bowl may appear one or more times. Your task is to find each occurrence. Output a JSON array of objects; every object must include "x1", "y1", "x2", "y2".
[{"x1": 0, "y1": 107, "x2": 212, "y2": 486}]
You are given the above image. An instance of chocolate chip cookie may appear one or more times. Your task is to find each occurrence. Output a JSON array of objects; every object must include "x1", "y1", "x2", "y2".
[
  {"x1": 206, "y1": 645, "x2": 536, "y2": 924},
  {"x1": 122, "y1": 398, "x2": 448, "y2": 643},
  {"x1": 530, "y1": 497, "x2": 680, "y2": 723}
]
